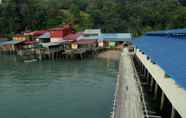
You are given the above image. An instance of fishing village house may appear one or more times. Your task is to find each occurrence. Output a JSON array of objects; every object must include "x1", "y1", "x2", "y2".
[
  {"x1": 33, "y1": 25, "x2": 75, "y2": 59},
  {"x1": 0, "y1": 40, "x2": 23, "y2": 54},
  {"x1": 0, "y1": 23, "x2": 132, "y2": 60},
  {"x1": 49, "y1": 25, "x2": 75, "y2": 42},
  {"x1": 0, "y1": 38, "x2": 9, "y2": 52},
  {"x1": 36, "y1": 32, "x2": 50, "y2": 43},
  {"x1": 13, "y1": 34, "x2": 27, "y2": 42},
  {"x1": 63, "y1": 32, "x2": 83, "y2": 50},
  {"x1": 99, "y1": 33, "x2": 132, "y2": 49},
  {"x1": 77, "y1": 29, "x2": 101, "y2": 48},
  {"x1": 62, "y1": 30, "x2": 100, "y2": 58},
  {"x1": 0, "y1": 35, "x2": 24, "y2": 53}
]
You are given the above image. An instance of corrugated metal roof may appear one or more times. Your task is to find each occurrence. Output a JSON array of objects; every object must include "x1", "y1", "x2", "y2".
[
  {"x1": 64, "y1": 32, "x2": 83, "y2": 41},
  {"x1": 84, "y1": 29, "x2": 101, "y2": 34},
  {"x1": 134, "y1": 34, "x2": 186, "y2": 89},
  {"x1": 38, "y1": 32, "x2": 50, "y2": 39},
  {"x1": 145, "y1": 28, "x2": 186, "y2": 37},
  {"x1": 24, "y1": 30, "x2": 48, "y2": 36},
  {"x1": 41, "y1": 41, "x2": 64, "y2": 48},
  {"x1": 0, "y1": 40, "x2": 23, "y2": 46},
  {"x1": 0, "y1": 39, "x2": 9, "y2": 45},
  {"x1": 99, "y1": 33, "x2": 132, "y2": 41},
  {"x1": 77, "y1": 35, "x2": 99, "y2": 40}
]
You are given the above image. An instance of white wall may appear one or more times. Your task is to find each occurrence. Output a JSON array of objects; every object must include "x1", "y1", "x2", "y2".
[{"x1": 136, "y1": 49, "x2": 186, "y2": 118}]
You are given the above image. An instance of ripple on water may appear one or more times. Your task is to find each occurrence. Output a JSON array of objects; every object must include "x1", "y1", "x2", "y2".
[{"x1": 0, "y1": 57, "x2": 117, "y2": 118}]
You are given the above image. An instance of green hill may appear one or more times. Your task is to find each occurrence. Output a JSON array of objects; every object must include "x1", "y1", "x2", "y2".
[{"x1": 0, "y1": 0, "x2": 186, "y2": 36}]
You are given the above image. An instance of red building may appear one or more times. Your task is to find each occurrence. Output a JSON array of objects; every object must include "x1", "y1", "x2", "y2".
[{"x1": 49, "y1": 25, "x2": 75, "y2": 42}]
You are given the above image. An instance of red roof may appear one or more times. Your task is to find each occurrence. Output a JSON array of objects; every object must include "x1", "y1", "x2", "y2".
[
  {"x1": 24, "y1": 30, "x2": 48, "y2": 37},
  {"x1": 23, "y1": 24, "x2": 74, "y2": 38},
  {"x1": 50, "y1": 25, "x2": 75, "y2": 38},
  {"x1": 64, "y1": 32, "x2": 83, "y2": 41}
]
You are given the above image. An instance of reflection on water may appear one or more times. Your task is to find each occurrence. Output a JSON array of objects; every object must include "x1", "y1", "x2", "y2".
[{"x1": 0, "y1": 55, "x2": 118, "y2": 118}]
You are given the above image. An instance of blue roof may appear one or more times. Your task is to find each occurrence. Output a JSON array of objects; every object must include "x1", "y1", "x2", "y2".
[
  {"x1": 145, "y1": 28, "x2": 186, "y2": 37},
  {"x1": 99, "y1": 33, "x2": 132, "y2": 41},
  {"x1": 134, "y1": 30, "x2": 186, "y2": 89},
  {"x1": 38, "y1": 32, "x2": 50, "y2": 39},
  {"x1": 0, "y1": 39, "x2": 9, "y2": 44},
  {"x1": 0, "y1": 40, "x2": 22, "y2": 46}
]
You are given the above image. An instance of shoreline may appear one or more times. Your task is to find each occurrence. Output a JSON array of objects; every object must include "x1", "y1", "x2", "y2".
[{"x1": 97, "y1": 50, "x2": 121, "y2": 61}]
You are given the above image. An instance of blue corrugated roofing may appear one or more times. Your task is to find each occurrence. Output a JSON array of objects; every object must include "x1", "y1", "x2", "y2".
[
  {"x1": 134, "y1": 34, "x2": 186, "y2": 89},
  {"x1": 0, "y1": 39, "x2": 9, "y2": 44},
  {"x1": 146, "y1": 28, "x2": 186, "y2": 37},
  {"x1": 99, "y1": 33, "x2": 132, "y2": 41},
  {"x1": 0, "y1": 40, "x2": 22, "y2": 46},
  {"x1": 38, "y1": 32, "x2": 50, "y2": 39}
]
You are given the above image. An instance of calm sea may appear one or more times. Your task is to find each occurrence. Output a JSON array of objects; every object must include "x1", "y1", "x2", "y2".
[{"x1": 0, "y1": 55, "x2": 117, "y2": 118}]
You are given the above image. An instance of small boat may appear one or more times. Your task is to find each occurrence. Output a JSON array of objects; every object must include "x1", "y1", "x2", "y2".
[{"x1": 24, "y1": 59, "x2": 38, "y2": 63}]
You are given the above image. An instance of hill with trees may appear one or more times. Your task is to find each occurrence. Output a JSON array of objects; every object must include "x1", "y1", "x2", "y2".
[{"x1": 0, "y1": 0, "x2": 186, "y2": 36}]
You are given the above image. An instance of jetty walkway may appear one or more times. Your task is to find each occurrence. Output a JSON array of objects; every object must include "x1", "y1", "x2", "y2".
[
  {"x1": 112, "y1": 48, "x2": 144, "y2": 118},
  {"x1": 112, "y1": 48, "x2": 163, "y2": 118}
]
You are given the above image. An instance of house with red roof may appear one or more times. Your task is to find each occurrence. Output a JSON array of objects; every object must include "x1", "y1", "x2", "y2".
[
  {"x1": 24, "y1": 30, "x2": 48, "y2": 37},
  {"x1": 64, "y1": 32, "x2": 97, "y2": 50},
  {"x1": 49, "y1": 25, "x2": 75, "y2": 42}
]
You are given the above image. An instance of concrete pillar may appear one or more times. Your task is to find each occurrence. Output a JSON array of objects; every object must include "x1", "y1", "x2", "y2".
[
  {"x1": 150, "y1": 77, "x2": 154, "y2": 90},
  {"x1": 146, "y1": 73, "x2": 150, "y2": 85},
  {"x1": 140, "y1": 62, "x2": 143, "y2": 73},
  {"x1": 142, "y1": 64, "x2": 144, "y2": 74},
  {"x1": 143, "y1": 66, "x2": 147, "y2": 78},
  {"x1": 160, "y1": 92, "x2": 165, "y2": 111},
  {"x1": 143, "y1": 67, "x2": 146, "y2": 77},
  {"x1": 137, "y1": 57, "x2": 140, "y2": 66},
  {"x1": 170, "y1": 107, "x2": 176, "y2": 118},
  {"x1": 146, "y1": 71, "x2": 149, "y2": 80},
  {"x1": 153, "y1": 83, "x2": 158, "y2": 100}
]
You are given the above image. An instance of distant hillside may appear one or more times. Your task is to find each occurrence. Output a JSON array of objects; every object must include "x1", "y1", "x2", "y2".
[{"x1": 0, "y1": 0, "x2": 186, "y2": 36}]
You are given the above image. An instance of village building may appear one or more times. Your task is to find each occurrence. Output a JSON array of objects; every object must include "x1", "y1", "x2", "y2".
[
  {"x1": 36, "y1": 32, "x2": 50, "y2": 43},
  {"x1": 49, "y1": 25, "x2": 75, "y2": 42},
  {"x1": 77, "y1": 29, "x2": 101, "y2": 41},
  {"x1": 13, "y1": 34, "x2": 27, "y2": 41},
  {"x1": 64, "y1": 32, "x2": 98, "y2": 50},
  {"x1": 24, "y1": 30, "x2": 48, "y2": 39},
  {"x1": 0, "y1": 40, "x2": 23, "y2": 53},
  {"x1": 63, "y1": 32, "x2": 83, "y2": 50},
  {"x1": 99, "y1": 33, "x2": 132, "y2": 48}
]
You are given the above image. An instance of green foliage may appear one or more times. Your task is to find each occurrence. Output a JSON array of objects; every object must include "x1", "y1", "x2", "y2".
[{"x1": 0, "y1": 0, "x2": 186, "y2": 36}]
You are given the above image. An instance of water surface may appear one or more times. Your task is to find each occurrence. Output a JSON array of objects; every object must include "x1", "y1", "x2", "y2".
[{"x1": 0, "y1": 55, "x2": 117, "y2": 118}]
